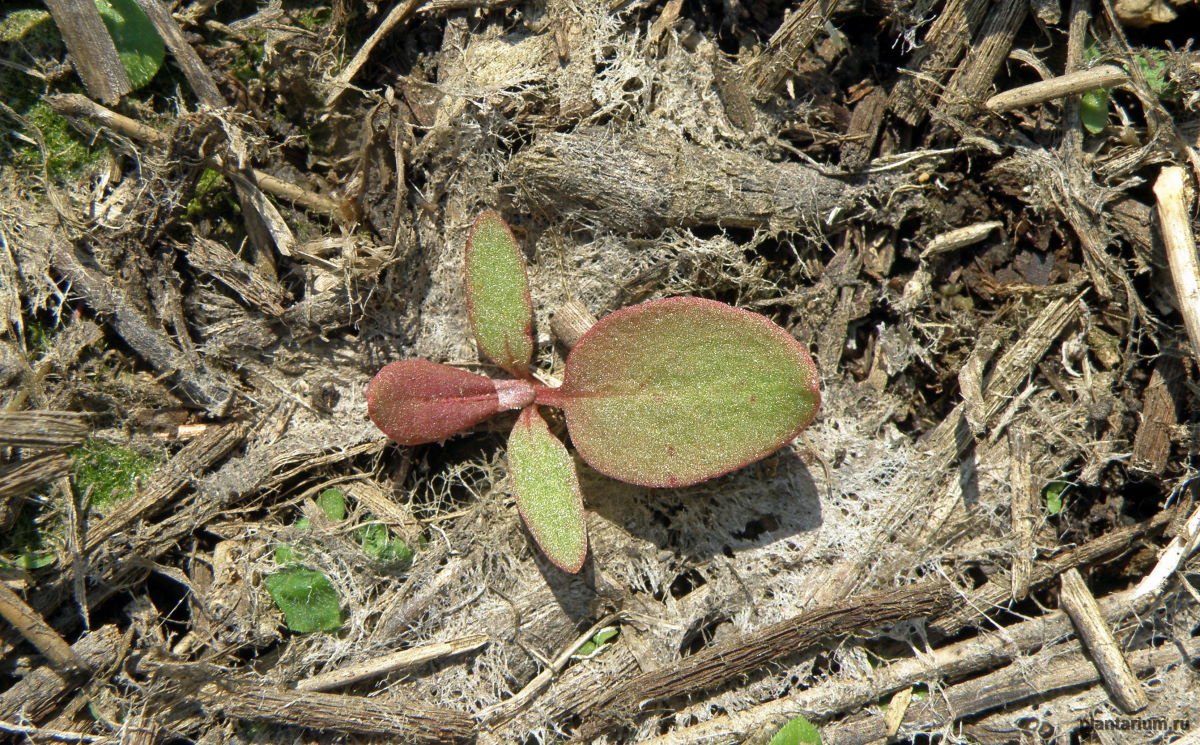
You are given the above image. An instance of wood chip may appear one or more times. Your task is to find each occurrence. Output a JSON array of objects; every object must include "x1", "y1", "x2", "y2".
[
  {"x1": 1131, "y1": 357, "x2": 1182, "y2": 473},
  {"x1": 737, "y1": 0, "x2": 837, "y2": 99},
  {"x1": 83, "y1": 422, "x2": 247, "y2": 554},
  {"x1": 509, "y1": 129, "x2": 857, "y2": 233},
  {"x1": 192, "y1": 677, "x2": 475, "y2": 742},
  {"x1": 889, "y1": 0, "x2": 990, "y2": 125},
  {"x1": 0, "y1": 451, "x2": 72, "y2": 501},
  {"x1": 50, "y1": 245, "x2": 234, "y2": 413},
  {"x1": 0, "y1": 625, "x2": 122, "y2": 723},
  {"x1": 41, "y1": 0, "x2": 130, "y2": 105},
  {"x1": 1154, "y1": 167, "x2": 1200, "y2": 364},
  {"x1": 936, "y1": 0, "x2": 1029, "y2": 120},
  {"x1": 574, "y1": 583, "x2": 957, "y2": 740},
  {"x1": 296, "y1": 635, "x2": 490, "y2": 692},
  {"x1": 1058, "y1": 568, "x2": 1148, "y2": 713},
  {"x1": 0, "y1": 411, "x2": 88, "y2": 449}
]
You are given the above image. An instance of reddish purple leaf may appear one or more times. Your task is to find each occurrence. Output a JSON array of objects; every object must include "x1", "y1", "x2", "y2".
[{"x1": 367, "y1": 359, "x2": 535, "y2": 445}]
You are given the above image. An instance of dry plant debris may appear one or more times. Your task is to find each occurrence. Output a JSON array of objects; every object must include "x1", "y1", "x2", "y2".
[{"x1": 1, "y1": 0, "x2": 1199, "y2": 743}]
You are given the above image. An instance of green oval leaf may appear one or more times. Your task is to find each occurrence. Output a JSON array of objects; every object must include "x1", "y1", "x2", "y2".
[
  {"x1": 768, "y1": 715, "x2": 823, "y2": 745},
  {"x1": 546, "y1": 298, "x2": 820, "y2": 487},
  {"x1": 264, "y1": 568, "x2": 341, "y2": 633},
  {"x1": 465, "y1": 211, "x2": 534, "y2": 378},
  {"x1": 94, "y1": 0, "x2": 165, "y2": 90},
  {"x1": 508, "y1": 406, "x2": 587, "y2": 573},
  {"x1": 1079, "y1": 88, "x2": 1110, "y2": 134}
]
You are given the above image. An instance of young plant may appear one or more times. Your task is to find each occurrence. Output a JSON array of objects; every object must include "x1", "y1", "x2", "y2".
[{"x1": 367, "y1": 211, "x2": 821, "y2": 572}]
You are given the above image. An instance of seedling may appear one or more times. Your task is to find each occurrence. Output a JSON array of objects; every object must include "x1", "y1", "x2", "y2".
[{"x1": 367, "y1": 211, "x2": 821, "y2": 572}]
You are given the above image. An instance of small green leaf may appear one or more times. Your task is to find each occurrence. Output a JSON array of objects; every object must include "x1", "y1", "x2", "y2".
[
  {"x1": 0, "y1": 9, "x2": 51, "y2": 41},
  {"x1": 94, "y1": 0, "x2": 165, "y2": 90},
  {"x1": 1079, "y1": 88, "x2": 1110, "y2": 134},
  {"x1": 273, "y1": 544, "x2": 301, "y2": 564},
  {"x1": 1134, "y1": 50, "x2": 1174, "y2": 97},
  {"x1": 543, "y1": 298, "x2": 821, "y2": 487},
  {"x1": 464, "y1": 211, "x2": 534, "y2": 378},
  {"x1": 508, "y1": 406, "x2": 587, "y2": 573},
  {"x1": 316, "y1": 489, "x2": 346, "y2": 521},
  {"x1": 574, "y1": 626, "x2": 619, "y2": 658},
  {"x1": 768, "y1": 715, "x2": 822, "y2": 745},
  {"x1": 356, "y1": 521, "x2": 415, "y2": 564},
  {"x1": 264, "y1": 568, "x2": 341, "y2": 633},
  {"x1": 1044, "y1": 481, "x2": 1068, "y2": 516}
]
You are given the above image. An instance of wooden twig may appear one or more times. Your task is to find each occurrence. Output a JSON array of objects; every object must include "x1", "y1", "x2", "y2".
[
  {"x1": 930, "y1": 507, "x2": 1174, "y2": 635},
  {"x1": 1059, "y1": 568, "x2": 1148, "y2": 713},
  {"x1": 42, "y1": 0, "x2": 130, "y2": 105},
  {"x1": 633, "y1": 581, "x2": 1168, "y2": 745},
  {"x1": 194, "y1": 678, "x2": 475, "y2": 742},
  {"x1": 324, "y1": 0, "x2": 422, "y2": 106},
  {"x1": 820, "y1": 636, "x2": 1200, "y2": 745},
  {"x1": 133, "y1": 0, "x2": 295, "y2": 263},
  {"x1": 1007, "y1": 429, "x2": 1036, "y2": 602},
  {"x1": 1154, "y1": 167, "x2": 1200, "y2": 363},
  {"x1": 573, "y1": 583, "x2": 956, "y2": 740},
  {"x1": 47, "y1": 94, "x2": 343, "y2": 219},
  {"x1": 0, "y1": 720, "x2": 116, "y2": 743},
  {"x1": 986, "y1": 64, "x2": 1126, "y2": 112},
  {"x1": 0, "y1": 411, "x2": 89, "y2": 449},
  {"x1": 0, "y1": 625, "x2": 122, "y2": 722},
  {"x1": 131, "y1": 0, "x2": 221, "y2": 105},
  {"x1": 0, "y1": 583, "x2": 88, "y2": 675},
  {"x1": 1130, "y1": 503, "x2": 1200, "y2": 602},
  {"x1": 51, "y1": 246, "x2": 234, "y2": 413},
  {"x1": 482, "y1": 616, "x2": 616, "y2": 724},
  {"x1": 296, "y1": 634, "x2": 490, "y2": 692}
]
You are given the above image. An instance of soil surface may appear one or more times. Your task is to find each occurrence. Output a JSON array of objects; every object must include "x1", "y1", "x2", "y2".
[{"x1": 2, "y1": 0, "x2": 1200, "y2": 743}]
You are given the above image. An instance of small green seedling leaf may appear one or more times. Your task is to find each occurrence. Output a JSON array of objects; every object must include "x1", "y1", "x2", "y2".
[
  {"x1": 1044, "y1": 481, "x2": 1068, "y2": 516},
  {"x1": 0, "y1": 8, "x2": 51, "y2": 41},
  {"x1": 465, "y1": 211, "x2": 534, "y2": 378},
  {"x1": 1079, "y1": 88, "x2": 1110, "y2": 134},
  {"x1": 767, "y1": 715, "x2": 822, "y2": 745},
  {"x1": 357, "y1": 521, "x2": 415, "y2": 564},
  {"x1": 94, "y1": 0, "x2": 165, "y2": 89},
  {"x1": 264, "y1": 568, "x2": 341, "y2": 633},
  {"x1": 542, "y1": 297, "x2": 821, "y2": 487},
  {"x1": 316, "y1": 489, "x2": 347, "y2": 521},
  {"x1": 274, "y1": 544, "x2": 302, "y2": 565},
  {"x1": 508, "y1": 406, "x2": 587, "y2": 573},
  {"x1": 573, "y1": 626, "x2": 619, "y2": 659}
]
